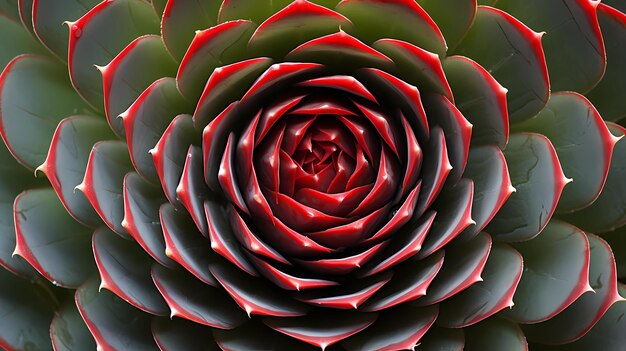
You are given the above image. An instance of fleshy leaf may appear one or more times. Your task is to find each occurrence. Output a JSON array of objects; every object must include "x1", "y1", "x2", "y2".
[
  {"x1": 0, "y1": 54, "x2": 92, "y2": 170},
  {"x1": 586, "y1": 4, "x2": 626, "y2": 121},
  {"x1": 93, "y1": 227, "x2": 169, "y2": 316},
  {"x1": 161, "y1": 0, "x2": 219, "y2": 61},
  {"x1": 442, "y1": 55, "x2": 509, "y2": 148},
  {"x1": 513, "y1": 92, "x2": 618, "y2": 212},
  {"x1": 39, "y1": 115, "x2": 114, "y2": 227},
  {"x1": 121, "y1": 77, "x2": 191, "y2": 182},
  {"x1": 486, "y1": 133, "x2": 569, "y2": 242},
  {"x1": 75, "y1": 278, "x2": 156, "y2": 351},
  {"x1": 0, "y1": 267, "x2": 57, "y2": 351},
  {"x1": 522, "y1": 234, "x2": 623, "y2": 344},
  {"x1": 561, "y1": 123, "x2": 626, "y2": 232},
  {"x1": 438, "y1": 243, "x2": 523, "y2": 328},
  {"x1": 342, "y1": 305, "x2": 438, "y2": 351},
  {"x1": 68, "y1": 0, "x2": 159, "y2": 109},
  {"x1": 503, "y1": 220, "x2": 592, "y2": 323},
  {"x1": 51, "y1": 299, "x2": 96, "y2": 351},
  {"x1": 102, "y1": 34, "x2": 178, "y2": 137},
  {"x1": 78, "y1": 141, "x2": 133, "y2": 237},
  {"x1": 32, "y1": 0, "x2": 100, "y2": 60},
  {"x1": 14, "y1": 188, "x2": 95, "y2": 288},
  {"x1": 336, "y1": 0, "x2": 447, "y2": 56},
  {"x1": 494, "y1": 0, "x2": 605, "y2": 93},
  {"x1": 151, "y1": 264, "x2": 246, "y2": 329},
  {"x1": 416, "y1": 0, "x2": 477, "y2": 50},
  {"x1": 454, "y1": 6, "x2": 549, "y2": 122},
  {"x1": 464, "y1": 318, "x2": 527, "y2": 351}
]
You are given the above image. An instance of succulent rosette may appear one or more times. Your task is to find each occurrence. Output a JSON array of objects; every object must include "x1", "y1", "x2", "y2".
[{"x1": 1, "y1": 0, "x2": 626, "y2": 350}]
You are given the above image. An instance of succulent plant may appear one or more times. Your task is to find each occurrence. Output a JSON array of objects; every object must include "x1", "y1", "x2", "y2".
[{"x1": 1, "y1": 0, "x2": 626, "y2": 350}]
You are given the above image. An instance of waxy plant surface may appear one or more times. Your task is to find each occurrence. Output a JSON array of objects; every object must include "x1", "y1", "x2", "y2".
[{"x1": 0, "y1": 0, "x2": 626, "y2": 350}]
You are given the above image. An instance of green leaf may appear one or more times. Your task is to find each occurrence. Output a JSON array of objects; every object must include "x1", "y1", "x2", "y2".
[
  {"x1": 464, "y1": 318, "x2": 527, "y2": 351},
  {"x1": 79, "y1": 141, "x2": 133, "y2": 236},
  {"x1": 0, "y1": 14, "x2": 46, "y2": 70},
  {"x1": 513, "y1": 92, "x2": 617, "y2": 212},
  {"x1": 342, "y1": 305, "x2": 438, "y2": 351},
  {"x1": 522, "y1": 234, "x2": 624, "y2": 344},
  {"x1": 560, "y1": 123, "x2": 626, "y2": 233},
  {"x1": 75, "y1": 278, "x2": 156, "y2": 350},
  {"x1": 121, "y1": 77, "x2": 191, "y2": 182},
  {"x1": 336, "y1": 0, "x2": 447, "y2": 56},
  {"x1": 416, "y1": 0, "x2": 477, "y2": 51},
  {"x1": 176, "y1": 20, "x2": 255, "y2": 101},
  {"x1": 39, "y1": 116, "x2": 114, "y2": 227},
  {"x1": 92, "y1": 227, "x2": 168, "y2": 316},
  {"x1": 68, "y1": 0, "x2": 160, "y2": 109},
  {"x1": 0, "y1": 142, "x2": 41, "y2": 278},
  {"x1": 494, "y1": 0, "x2": 605, "y2": 93},
  {"x1": 442, "y1": 55, "x2": 508, "y2": 148},
  {"x1": 504, "y1": 220, "x2": 592, "y2": 323},
  {"x1": 0, "y1": 268, "x2": 58, "y2": 351},
  {"x1": 102, "y1": 34, "x2": 178, "y2": 137},
  {"x1": 247, "y1": 0, "x2": 352, "y2": 59},
  {"x1": 486, "y1": 133, "x2": 569, "y2": 242},
  {"x1": 50, "y1": 299, "x2": 96, "y2": 351},
  {"x1": 160, "y1": 0, "x2": 219, "y2": 61},
  {"x1": 415, "y1": 326, "x2": 464, "y2": 351},
  {"x1": 454, "y1": 6, "x2": 549, "y2": 123},
  {"x1": 585, "y1": 4, "x2": 626, "y2": 121},
  {"x1": 151, "y1": 318, "x2": 219, "y2": 351},
  {"x1": 14, "y1": 188, "x2": 95, "y2": 288},
  {"x1": 32, "y1": 0, "x2": 100, "y2": 61},
  {"x1": 0, "y1": 54, "x2": 93, "y2": 170},
  {"x1": 438, "y1": 243, "x2": 523, "y2": 327}
]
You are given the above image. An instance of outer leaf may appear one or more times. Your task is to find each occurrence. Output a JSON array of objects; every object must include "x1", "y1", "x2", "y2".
[
  {"x1": 0, "y1": 54, "x2": 92, "y2": 170},
  {"x1": 93, "y1": 227, "x2": 168, "y2": 316},
  {"x1": 152, "y1": 318, "x2": 219, "y2": 351},
  {"x1": 68, "y1": 0, "x2": 160, "y2": 109},
  {"x1": 0, "y1": 268, "x2": 57, "y2": 351},
  {"x1": 51, "y1": 299, "x2": 96, "y2": 351},
  {"x1": 161, "y1": 0, "x2": 219, "y2": 61},
  {"x1": 561, "y1": 123, "x2": 626, "y2": 232},
  {"x1": 494, "y1": 0, "x2": 605, "y2": 93},
  {"x1": 102, "y1": 34, "x2": 178, "y2": 137},
  {"x1": 342, "y1": 305, "x2": 438, "y2": 351},
  {"x1": 586, "y1": 4, "x2": 626, "y2": 121},
  {"x1": 464, "y1": 318, "x2": 527, "y2": 351},
  {"x1": 75, "y1": 278, "x2": 156, "y2": 351},
  {"x1": 38, "y1": 116, "x2": 114, "y2": 227},
  {"x1": 0, "y1": 13, "x2": 46, "y2": 70},
  {"x1": 513, "y1": 92, "x2": 618, "y2": 212},
  {"x1": 522, "y1": 235, "x2": 623, "y2": 344},
  {"x1": 454, "y1": 6, "x2": 549, "y2": 122},
  {"x1": 78, "y1": 141, "x2": 133, "y2": 236},
  {"x1": 0, "y1": 142, "x2": 40, "y2": 277},
  {"x1": 486, "y1": 133, "x2": 569, "y2": 242},
  {"x1": 32, "y1": 0, "x2": 100, "y2": 60},
  {"x1": 438, "y1": 243, "x2": 523, "y2": 328},
  {"x1": 13, "y1": 188, "x2": 95, "y2": 288},
  {"x1": 415, "y1": 327, "x2": 464, "y2": 351},
  {"x1": 539, "y1": 285, "x2": 626, "y2": 350},
  {"x1": 503, "y1": 220, "x2": 592, "y2": 323}
]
